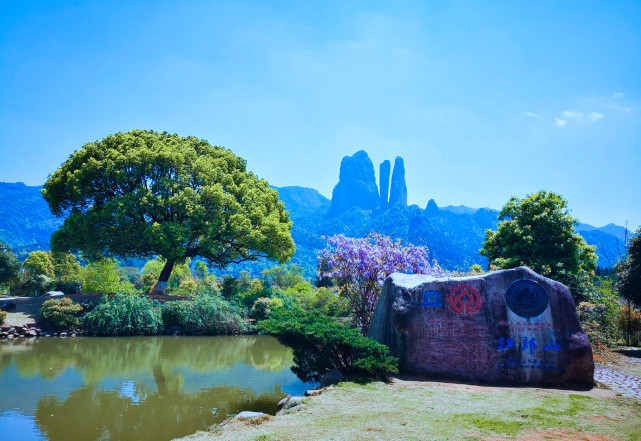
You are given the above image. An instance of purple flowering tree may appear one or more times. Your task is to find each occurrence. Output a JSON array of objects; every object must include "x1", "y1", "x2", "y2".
[{"x1": 318, "y1": 233, "x2": 445, "y2": 334}]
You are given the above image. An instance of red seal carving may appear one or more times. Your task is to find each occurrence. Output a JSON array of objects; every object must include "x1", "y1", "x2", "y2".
[{"x1": 448, "y1": 285, "x2": 482, "y2": 315}]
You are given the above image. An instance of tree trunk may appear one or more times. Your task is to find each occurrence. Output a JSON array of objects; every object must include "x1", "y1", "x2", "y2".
[
  {"x1": 149, "y1": 260, "x2": 175, "y2": 296},
  {"x1": 628, "y1": 298, "x2": 632, "y2": 347}
]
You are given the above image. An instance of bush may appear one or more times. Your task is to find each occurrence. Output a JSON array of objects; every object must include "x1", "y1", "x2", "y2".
[
  {"x1": 250, "y1": 297, "x2": 273, "y2": 321},
  {"x1": 257, "y1": 309, "x2": 398, "y2": 382},
  {"x1": 81, "y1": 259, "x2": 135, "y2": 294},
  {"x1": 0, "y1": 310, "x2": 6, "y2": 326},
  {"x1": 577, "y1": 277, "x2": 623, "y2": 346},
  {"x1": 40, "y1": 297, "x2": 83, "y2": 330},
  {"x1": 161, "y1": 293, "x2": 247, "y2": 335},
  {"x1": 83, "y1": 293, "x2": 163, "y2": 336},
  {"x1": 616, "y1": 306, "x2": 641, "y2": 347}
]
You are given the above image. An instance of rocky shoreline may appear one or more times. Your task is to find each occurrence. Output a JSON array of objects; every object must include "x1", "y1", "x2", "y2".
[{"x1": 0, "y1": 324, "x2": 83, "y2": 339}]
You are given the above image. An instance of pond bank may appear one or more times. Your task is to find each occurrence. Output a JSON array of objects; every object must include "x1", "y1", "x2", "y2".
[{"x1": 177, "y1": 377, "x2": 641, "y2": 441}]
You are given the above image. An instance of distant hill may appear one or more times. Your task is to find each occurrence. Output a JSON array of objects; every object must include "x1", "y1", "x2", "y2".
[
  {"x1": 0, "y1": 177, "x2": 629, "y2": 274},
  {"x1": 0, "y1": 182, "x2": 62, "y2": 258}
]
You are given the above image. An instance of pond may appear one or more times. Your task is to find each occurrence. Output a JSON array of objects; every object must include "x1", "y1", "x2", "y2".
[{"x1": 0, "y1": 336, "x2": 311, "y2": 441}]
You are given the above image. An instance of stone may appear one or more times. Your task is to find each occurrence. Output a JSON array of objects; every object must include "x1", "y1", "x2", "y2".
[
  {"x1": 278, "y1": 395, "x2": 305, "y2": 410},
  {"x1": 0, "y1": 301, "x2": 16, "y2": 312},
  {"x1": 388, "y1": 157, "x2": 407, "y2": 207},
  {"x1": 235, "y1": 411, "x2": 267, "y2": 419},
  {"x1": 379, "y1": 160, "x2": 391, "y2": 211},
  {"x1": 329, "y1": 151, "x2": 379, "y2": 216},
  {"x1": 45, "y1": 291, "x2": 65, "y2": 297},
  {"x1": 368, "y1": 267, "x2": 594, "y2": 388}
]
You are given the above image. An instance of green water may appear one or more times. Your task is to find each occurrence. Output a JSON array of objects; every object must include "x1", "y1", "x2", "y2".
[{"x1": 0, "y1": 336, "x2": 310, "y2": 441}]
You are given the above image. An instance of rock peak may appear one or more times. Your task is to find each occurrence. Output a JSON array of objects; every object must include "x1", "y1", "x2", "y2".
[
  {"x1": 388, "y1": 156, "x2": 407, "y2": 207},
  {"x1": 379, "y1": 160, "x2": 391, "y2": 211},
  {"x1": 329, "y1": 151, "x2": 379, "y2": 216}
]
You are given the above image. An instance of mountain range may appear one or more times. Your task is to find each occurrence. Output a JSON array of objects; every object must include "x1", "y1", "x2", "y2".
[{"x1": 0, "y1": 150, "x2": 630, "y2": 275}]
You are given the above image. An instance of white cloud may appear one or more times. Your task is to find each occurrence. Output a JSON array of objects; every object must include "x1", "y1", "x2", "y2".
[
  {"x1": 561, "y1": 110, "x2": 583, "y2": 120},
  {"x1": 522, "y1": 111, "x2": 540, "y2": 118},
  {"x1": 606, "y1": 104, "x2": 634, "y2": 113},
  {"x1": 588, "y1": 112, "x2": 604, "y2": 122},
  {"x1": 555, "y1": 118, "x2": 567, "y2": 127},
  {"x1": 613, "y1": 92, "x2": 624, "y2": 98}
]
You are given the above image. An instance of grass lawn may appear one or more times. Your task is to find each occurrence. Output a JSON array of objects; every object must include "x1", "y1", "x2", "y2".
[{"x1": 178, "y1": 378, "x2": 641, "y2": 441}]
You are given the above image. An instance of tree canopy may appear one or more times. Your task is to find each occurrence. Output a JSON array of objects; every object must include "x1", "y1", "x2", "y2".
[
  {"x1": 0, "y1": 240, "x2": 20, "y2": 285},
  {"x1": 481, "y1": 190, "x2": 597, "y2": 298},
  {"x1": 617, "y1": 226, "x2": 641, "y2": 307},
  {"x1": 43, "y1": 130, "x2": 295, "y2": 294}
]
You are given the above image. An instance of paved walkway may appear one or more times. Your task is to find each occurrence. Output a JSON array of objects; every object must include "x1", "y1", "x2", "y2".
[{"x1": 595, "y1": 364, "x2": 641, "y2": 401}]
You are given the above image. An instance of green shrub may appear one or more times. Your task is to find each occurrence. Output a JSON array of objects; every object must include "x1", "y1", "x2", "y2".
[
  {"x1": 257, "y1": 309, "x2": 398, "y2": 382},
  {"x1": 0, "y1": 310, "x2": 6, "y2": 326},
  {"x1": 83, "y1": 293, "x2": 163, "y2": 335},
  {"x1": 161, "y1": 293, "x2": 247, "y2": 335},
  {"x1": 81, "y1": 259, "x2": 135, "y2": 294},
  {"x1": 41, "y1": 297, "x2": 83, "y2": 330},
  {"x1": 250, "y1": 297, "x2": 273, "y2": 321},
  {"x1": 578, "y1": 277, "x2": 624, "y2": 346}
]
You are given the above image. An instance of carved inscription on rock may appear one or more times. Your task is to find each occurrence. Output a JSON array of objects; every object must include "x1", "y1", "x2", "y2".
[{"x1": 368, "y1": 267, "x2": 594, "y2": 387}]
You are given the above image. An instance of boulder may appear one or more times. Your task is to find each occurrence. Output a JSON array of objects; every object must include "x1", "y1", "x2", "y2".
[
  {"x1": 0, "y1": 301, "x2": 16, "y2": 312},
  {"x1": 368, "y1": 267, "x2": 593, "y2": 388},
  {"x1": 388, "y1": 157, "x2": 407, "y2": 207},
  {"x1": 379, "y1": 160, "x2": 391, "y2": 211},
  {"x1": 329, "y1": 151, "x2": 379, "y2": 216},
  {"x1": 235, "y1": 411, "x2": 267, "y2": 419},
  {"x1": 45, "y1": 291, "x2": 65, "y2": 297}
]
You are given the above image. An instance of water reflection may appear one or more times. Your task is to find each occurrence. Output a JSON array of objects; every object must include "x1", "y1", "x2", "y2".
[{"x1": 0, "y1": 336, "x2": 310, "y2": 441}]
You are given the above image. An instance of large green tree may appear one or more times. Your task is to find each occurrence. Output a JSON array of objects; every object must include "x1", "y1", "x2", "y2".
[
  {"x1": 43, "y1": 130, "x2": 295, "y2": 295},
  {"x1": 481, "y1": 190, "x2": 597, "y2": 298}
]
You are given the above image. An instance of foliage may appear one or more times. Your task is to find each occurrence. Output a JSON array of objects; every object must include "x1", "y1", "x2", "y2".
[
  {"x1": 83, "y1": 293, "x2": 163, "y2": 336},
  {"x1": 24, "y1": 250, "x2": 55, "y2": 279},
  {"x1": 257, "y1": 309, "x2": 398, "y2": 382},
  {"x1": 249, "y1": 297, "x2": 273, "y2": 321},
  {"x1": 617, "y1": 226, "x2": 641, "y2": 307},
  {"x1": 577, "y1": 278, "x2": 623, "y2": 346},
  {"x1": 10, "y1": 250, "x2": 55, "y2": 296},
  {"x1": 0, "y1": 240, "x2": 20, "y2": 285},
  {"x1": 161, "y1": 293, "x2": 247, "y2": 334},
  {"x1": 262, "y1": 264, "x2": 306, "y2": 289},
  {"x1": 481, "y1": 191, "x2": 598, "y2": 299},
  {"x1": 141, "y1": 257, "x2": 195, "y2": 294},
  {"x1": 318, "y1": 233, "x2": 444, "y2": 333},
  {"x1": 0, "y1": 310, "x2": 6, "y2": 325},
  {"x1": 52, "y1": 252, "x2": 82, "y2": 294},
  {"x1": 81, "y1": 258, "x2": 135, "y2": 293},
  {"x1": 40, "y1": 297, "x2": 83, "y2": 330},
  {"x1": 42, "y1": 130, "x2": 295, "y2": 294},
  {"x1": 615, "y1": 306, "x2": 641, "y2": 347}
]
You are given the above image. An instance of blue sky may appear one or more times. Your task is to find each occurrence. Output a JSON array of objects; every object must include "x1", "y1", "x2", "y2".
[{"x1": 1, "y1": 1, "x2": 639, "y2": 229}]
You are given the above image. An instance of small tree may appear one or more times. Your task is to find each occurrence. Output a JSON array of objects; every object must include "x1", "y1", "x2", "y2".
[
  {"x1": 0, "y1": 240, "x2": 20, "y2": 288},
  {"x1": 481, "y1": 191, "x2": 597, "y2": 299},
  {"x1": 616, "y1": 226, "x2": 641, "y2": 345},
  {"x1": 318, "y1": 233, "x2": 444, "y2": 334},
  {"x1": 42, "y1": 130, "x2": 295, "y2": 295}
]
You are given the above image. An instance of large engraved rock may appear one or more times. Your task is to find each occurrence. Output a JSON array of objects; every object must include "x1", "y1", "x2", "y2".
[
  {"x1": 329, "y1": 150, "x2": 379, "y2": 216},
  {"x1": 368, "y1": 267, "x2": 594, "y2": 387}
]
